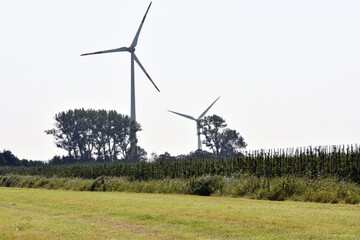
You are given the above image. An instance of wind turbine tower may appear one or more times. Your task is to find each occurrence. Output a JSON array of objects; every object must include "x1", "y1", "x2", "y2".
[
  {"x1": 168, "y1": 96, "x2": 221, "y2": 150},
  {"x1": 81, "y1": 2, "x2": 159, "y2": 123}
]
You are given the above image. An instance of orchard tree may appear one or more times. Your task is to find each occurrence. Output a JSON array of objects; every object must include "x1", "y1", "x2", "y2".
[{"x1": 200, "y1": 114, "x2": 247, "y2": 157}]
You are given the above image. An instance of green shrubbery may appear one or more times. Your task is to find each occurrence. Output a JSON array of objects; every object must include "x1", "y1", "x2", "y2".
[
  {"x1": 1, "y1": 175, "x2": 93, "y2": 191},
  {"x1": 188, "y1": 175, "x2": 224, "y2": 196},
  {"x1": 1, "y1": 174, "x2": 359, "y2": 204}
]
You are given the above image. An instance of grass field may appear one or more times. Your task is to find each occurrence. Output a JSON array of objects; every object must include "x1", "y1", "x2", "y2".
[{"x1": 0, "y1": 188, "x2": 359, "y2": 239}]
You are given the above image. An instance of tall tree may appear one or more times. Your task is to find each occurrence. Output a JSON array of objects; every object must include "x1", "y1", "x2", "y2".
[
  {"x1": 200, "y1": 115, "x2": 247, "y2": 157},
  {"x1": 45, "y1": 109, "x2": 145, "y2": 162},
  {"x1": 0, "y1": 150, "x2": 20, "y2": 166}
]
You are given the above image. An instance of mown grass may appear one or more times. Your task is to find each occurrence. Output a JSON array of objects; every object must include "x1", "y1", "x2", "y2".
[{"x1": 0, "y1": 188, "x2": 359, "y2": 239}]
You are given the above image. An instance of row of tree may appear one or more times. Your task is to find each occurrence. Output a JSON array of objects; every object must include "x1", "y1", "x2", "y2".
[
  {"x1": 45, "y1": 109, "x2": 247, "y2": 163},
  {"x1": 45, "y1": 109, "x2": 146, "y2": 162}
]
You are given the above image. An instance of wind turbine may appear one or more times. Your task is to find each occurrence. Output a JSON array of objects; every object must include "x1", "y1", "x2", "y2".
[
  {"x1": 168, "y1": 96, "x2": 221, "y2": 150},
  {"x1": 81, "y1": 2, "x2": 159, "y2": 123}
]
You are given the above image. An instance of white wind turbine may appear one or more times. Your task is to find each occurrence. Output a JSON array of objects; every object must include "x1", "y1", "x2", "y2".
[
  {"x1": 81, "y1": 2, "x2": 159, "y2": 122},
  {"x1": 168, "y1": 96, "x2": 221, "y2": 150}
]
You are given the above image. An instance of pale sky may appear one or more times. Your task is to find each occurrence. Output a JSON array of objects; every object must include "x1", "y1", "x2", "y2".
[{"x1": 1, "y1": 0, "x2": 359, "y2": 160}]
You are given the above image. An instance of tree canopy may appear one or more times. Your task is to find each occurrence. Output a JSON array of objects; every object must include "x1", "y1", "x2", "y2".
[
  {"x1": 200, "y1": 114, "x2": 247, "y2": 157},
  {"x1": 45, "y1": 109, "x2": 145, "y2": 163},
  {"x1": 0, "y1": 150, "x2": 20, "y2": 166},
  {"x1": 0, "y1": 150, "x2": 43, "y2": 167}
]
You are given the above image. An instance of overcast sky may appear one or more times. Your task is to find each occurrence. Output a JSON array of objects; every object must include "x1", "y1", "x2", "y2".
[{"x1": 1, "y1": 0, "x2": 359, "y2": 160}]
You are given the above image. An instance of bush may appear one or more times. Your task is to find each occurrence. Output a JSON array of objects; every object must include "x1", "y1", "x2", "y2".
[
  {"x1": 90, "y1": 176, "x2": 106, "y2": 191},
  {"x1": 188, "y1": 175, "x2": 224, "y2": 196},
  {"x1": 268, "y1": 183, "x2": 286, "y2": 201},
  {"x1": 1, "y1": 176, "x2": 11, "y2": 187},
  {"x1": 304, "y1": 190, "x2": 338, "y2": 203}
]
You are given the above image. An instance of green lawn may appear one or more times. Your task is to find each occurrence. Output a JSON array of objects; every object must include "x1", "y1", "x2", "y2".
[{"x1": 0, "y1": 188, "x2": 359, "y2": 239}]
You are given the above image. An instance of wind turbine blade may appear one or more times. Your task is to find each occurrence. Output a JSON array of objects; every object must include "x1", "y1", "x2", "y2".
[
  {"x1": 81, "y1": 47, "x2": 128, "y2": 56},
  {"x1": 130, "y1": 2, "x2": 152, "y2": 48},
  {"x1": 133, "y1": 54, "x2": 160, "y2": 92},
  {"x1": 197, "y1": 96, "x2": 221, "y2": 119},
  {"x1": 168, "y1": 110, "x2": 196, "y2": 121}
]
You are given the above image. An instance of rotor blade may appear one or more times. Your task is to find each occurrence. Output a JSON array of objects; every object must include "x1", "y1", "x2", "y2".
[
  {"x1": 130, "y1": 2, "x2": 152, "y2": 48},
  {"x1": 133, "y1": 53, "x2": 160, "y2": 92},
  {"x1": 168, "y1": 110, "x2": 196, "y2": 121},
  {"x1": 81, "y1": 47, "x2": 128, "y2": 56},
  {"x1": 197, "y1": 96, "x2": 221, "y2": 119}
]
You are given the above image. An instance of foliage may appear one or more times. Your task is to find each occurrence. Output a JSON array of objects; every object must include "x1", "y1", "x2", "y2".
[
  {"x1": 0, "y1": 150, "x2": 44, "y2": 167},
  {"x1": 157, "y1": 152, "x2": 176, "y2": 162},
  {"x1": 1, "y1": 174, "x2": 360, "y2": 204},
  {"x1": 188, "y1": 175, "x2": 224, "y2": 196},
  {"x1": 1, "y1": 144, "x2": 360, "y2": 184},
  {"x1": 200, "y1": 114, "x2": 247, "y2": 157},
  {"x1": 45, "y1": 109, "x2": 145, "y2": 162},
  {"x1": 153, "y1": 150, "x2": 214, "y2": 162},
  {"x1": 0, "y1": 150, "x2": 19, "y2": 166}
]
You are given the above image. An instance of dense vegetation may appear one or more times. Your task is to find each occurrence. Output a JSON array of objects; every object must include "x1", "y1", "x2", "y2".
[
  {"x1": 1, "y1": 174, "x2": 360, "y2": 204},
  {"x1": 1, "y1": 144, "x2": 359, "y2": 183},
  {"x1": 45, "y1": 109, "x2": 145, "y2": 162},
  {"x1": 44, "y1": 110, "x2": 247, "y2": 163},
  {"x1": 1, "y1": 144, "x2": 360, "y2": 204},
  {"x1": 200, "y1": 114, "x2": 247, "y2": 157},
  {"x1": 0, "y1": 150, "x2": 44, "y2": 167}
]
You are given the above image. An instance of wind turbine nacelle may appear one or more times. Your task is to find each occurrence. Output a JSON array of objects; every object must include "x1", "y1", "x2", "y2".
[{"x1": 128, "y1": 46, "x2": 135, "y2": 53}]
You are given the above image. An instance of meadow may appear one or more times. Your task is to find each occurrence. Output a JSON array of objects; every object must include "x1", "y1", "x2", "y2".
[{"x1": 1, "y1": 188, "x2": 360, "y2": 240}]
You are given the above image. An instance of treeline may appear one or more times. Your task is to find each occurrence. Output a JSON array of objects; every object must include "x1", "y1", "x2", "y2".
[
  {"x1": 2, "y1": 145, "x2": 360, "y2": 183},
  {"x1": 0, "y1": 150, "x2": 44, "y2": 167},
  {"x1": 45, "y1": 109, "x2": 248, "y2": 163}
]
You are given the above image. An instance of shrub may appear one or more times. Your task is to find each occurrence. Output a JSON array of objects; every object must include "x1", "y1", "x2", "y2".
[
  {"x1": 304, "y1": 190, "x2": 338, "y2": 203},
  {"x1": 345, "y1": 195, "x2": 360, "y2": 204},
  {"x1": 188, "y1": 175, "x2": 224, "y2": 196},
  {"x1": 256, "y1": 189, "x2": 270, "y2": 199},
  {"x1": 1, "y1": 176, "x2": 11, "y2": 187},
  {"x1": 268, "y1": 183, "x2": 286, "y2": 201},
  {"x1": 34, "y1": 178, "x2": 49, "y2": 188},
  {"x1": 90, "y1": 176, "x2": 106, "y2": 191}
]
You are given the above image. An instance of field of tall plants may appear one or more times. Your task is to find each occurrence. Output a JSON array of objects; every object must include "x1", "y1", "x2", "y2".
[
  {"x1": 1, "y1": 144, "x2": 360, "y2": 204},
  {"x1": 1, "y1": 144, "x2": 359, "y2": 182}
]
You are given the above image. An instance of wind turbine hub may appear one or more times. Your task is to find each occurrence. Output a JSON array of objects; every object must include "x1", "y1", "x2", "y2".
[{"x1": 128, "y1": 46, "x2": 135, "y2": 53}]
